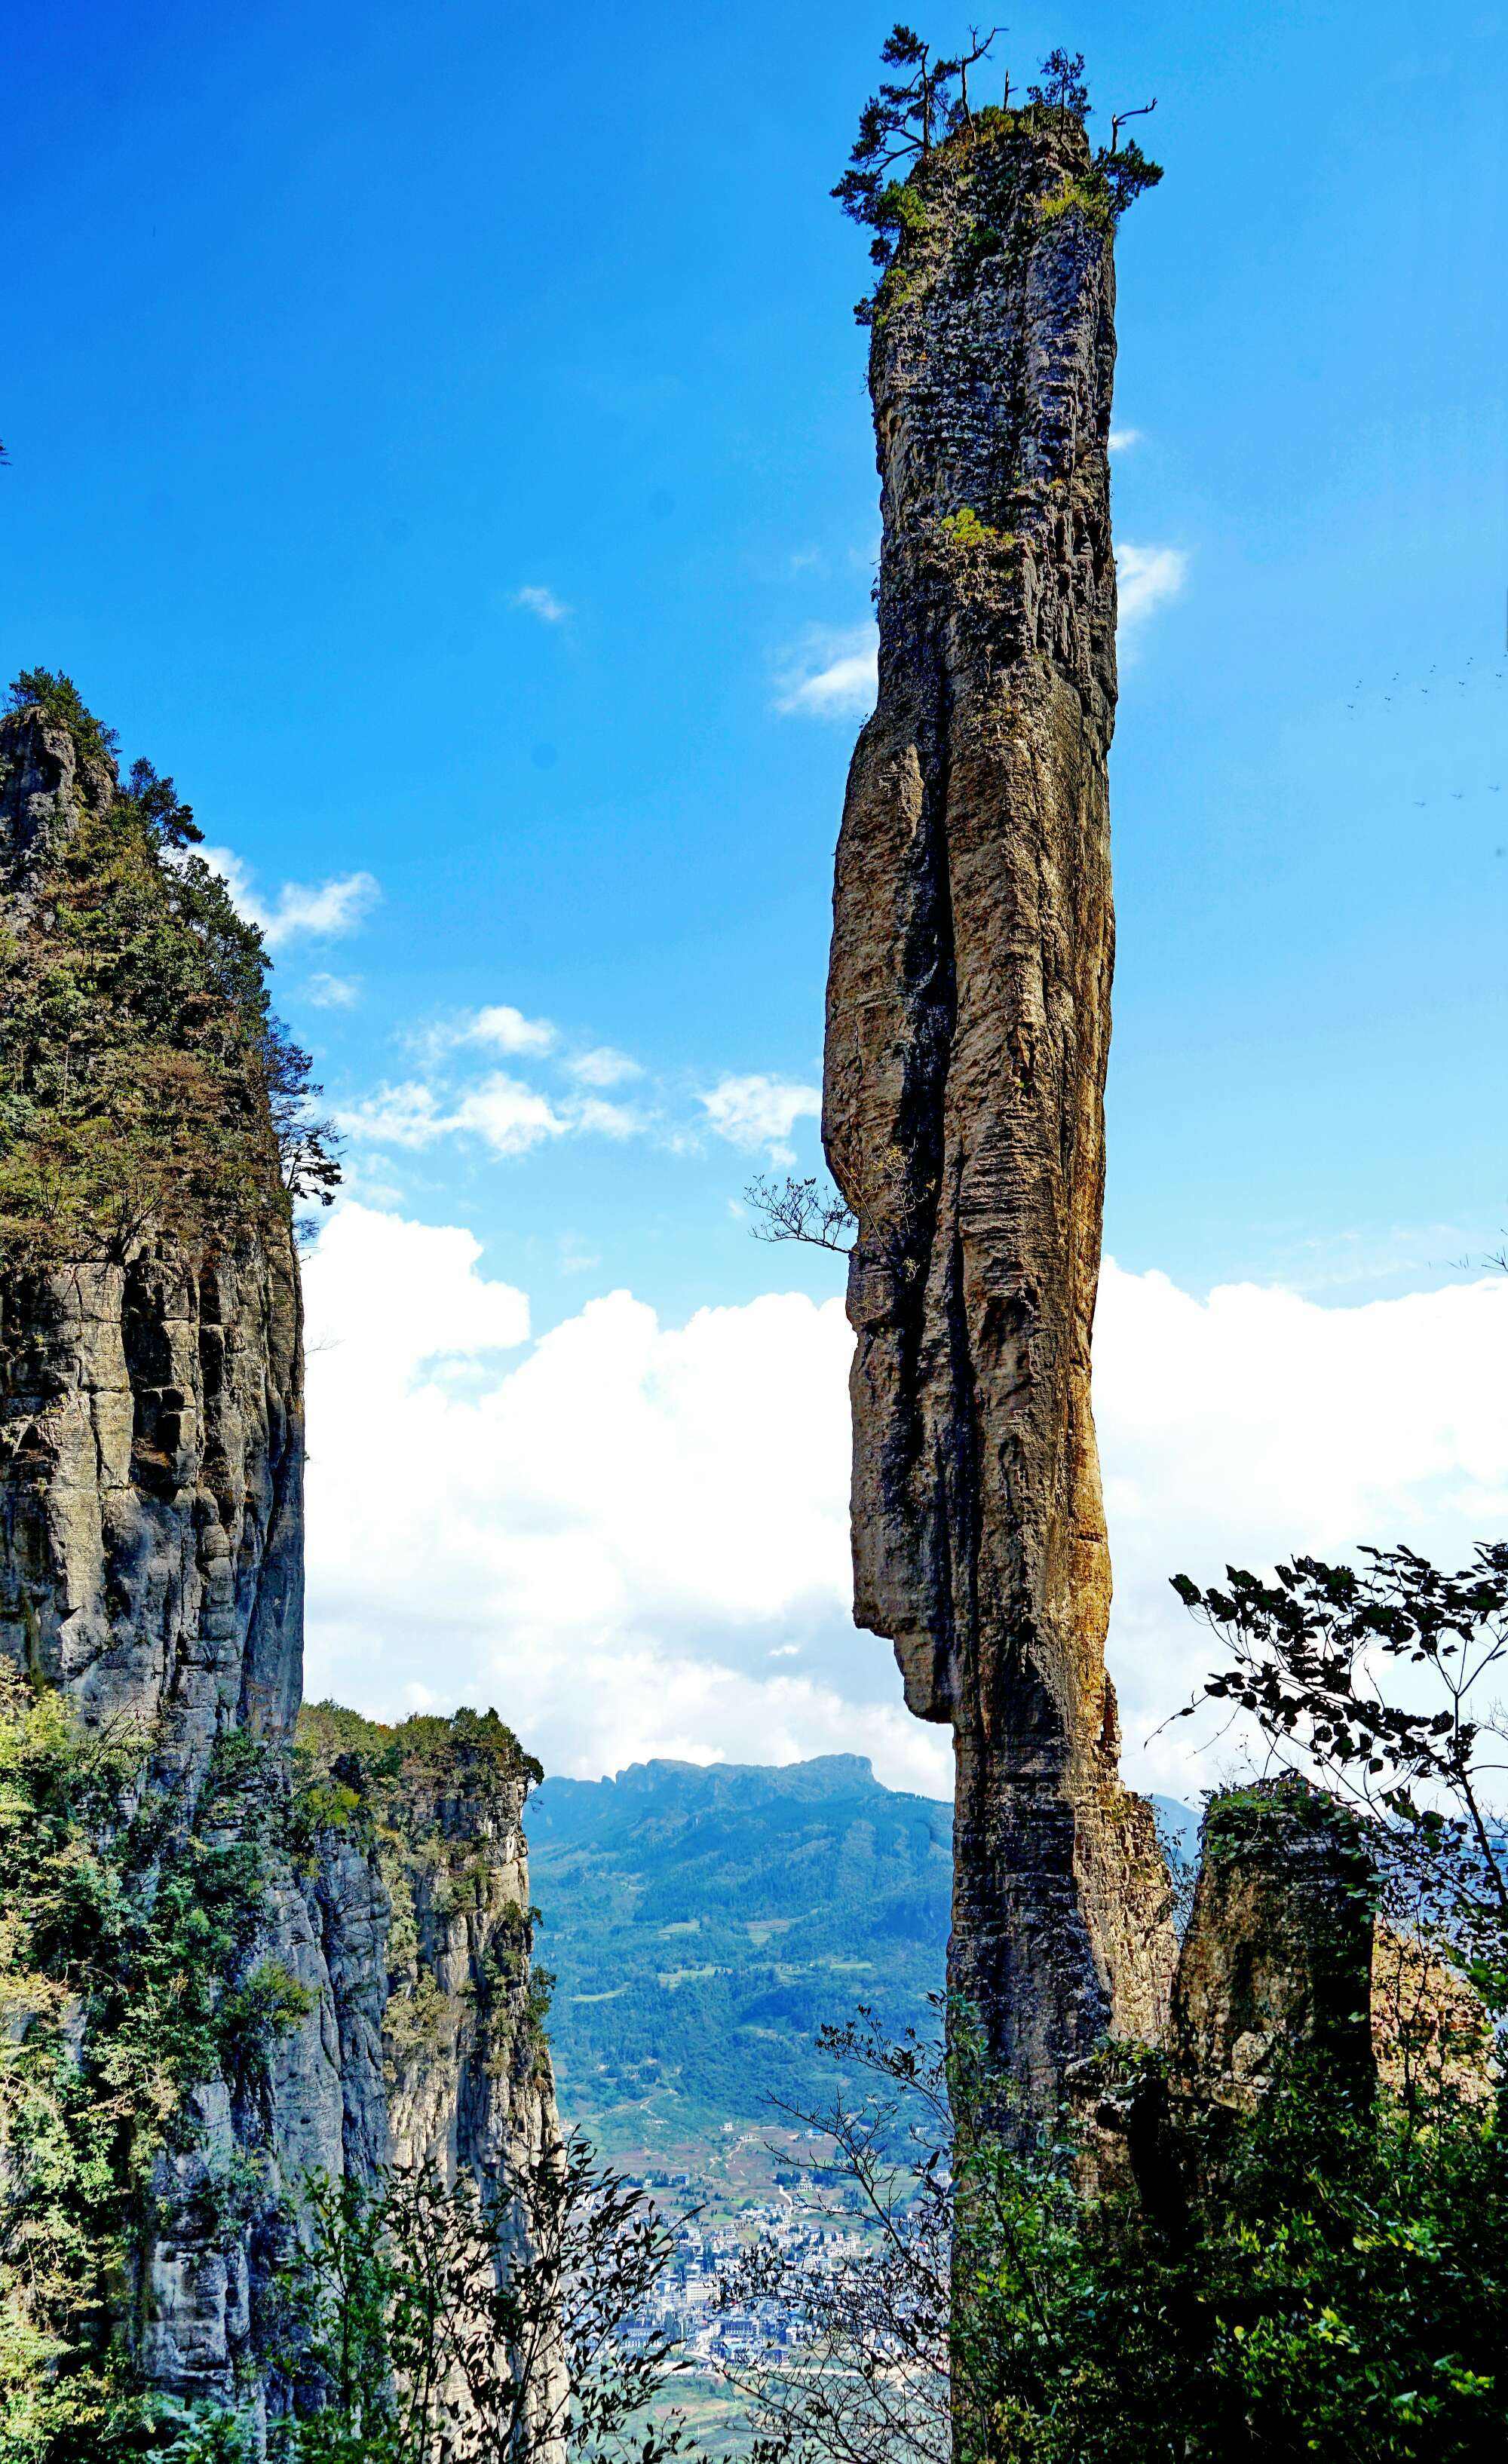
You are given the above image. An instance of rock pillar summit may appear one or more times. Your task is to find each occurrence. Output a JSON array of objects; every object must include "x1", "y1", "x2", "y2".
[{"x1": 822, "y1": 109, "x2": 1175, "y2": 2110}]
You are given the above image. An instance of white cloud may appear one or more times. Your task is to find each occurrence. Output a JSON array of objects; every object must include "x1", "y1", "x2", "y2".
[
  {"x1": 566, "y1": 1046, "x2": 642, "y2": 1089},
  {"x1": 1108, "y1": 427, "x2": 1142, "y2": 452},
  {"x1": 774, "y1": 625, "x2": 878, "y2": 719},
  {"x1": 301, "y1": 1217, "x2": 1508, "y2": 1811},
  {"x1": 302, "y1": 1206, "x2": 937, "y2": 1791},
  {"x1": 1116, "y1": 543, "x2": 1188, "y2": 632},
  {"x1": 464, "y1": 1004, "x2": 556, "y2": 1057},
  {"x1": 566, "y1": 1096, "x2": 644, "y2": 1140},
  {"x1": 513, "y1": 584, "x2": 571, "y2": 624},
  {"x1": 417, "y1": 1004, "x2": 557, "y2": 1062},
  {"x1": 449, "y1": 1074, "x2": 569, "y2": 1157},
  {"x1": 699, "y1": 1073, "x2": 822, "y2": 1165},
  {"x1": 196, "y1": 844, "x2": 381, "y2": 952},
  {"x1": 335, "y1": 1081, "x2": 453, "y2": 1149},
  {"x1": 304, "y1": 972, "x2": 360, "y2": 1010},
  {"x1": 1097, "y1": 1263, "x2": 1508, "y2": 1793},
  {"x1": 336, "y1": 1075, "x2": 562, "y2": 1159},
  {"x1": 337, "y1": 1070, "x2": 646, "y2": 1160}
]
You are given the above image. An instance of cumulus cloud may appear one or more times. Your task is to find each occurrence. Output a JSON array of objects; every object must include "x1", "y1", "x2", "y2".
[
  {"x1": 337, "y1": 1074, "x2": 563, "y2": 1157},
  {"x1": 567, "y1": 1096, "x2": 644, "y2": 1140},
  {"x1": 566, "y1": 1046, "x2": 642, "y2": 1089},
  {"x1": 300, "y1": 1206, "x2": 932, "y2": 1789},
  {"x1": 513, "y1": 584, "x2": 571, "y2": 624},
  {"x1": 774, "y1": 625, "x2": 878, "y2": 719},
  {"x1": 302, "y1": 1212, "x2": 1508, "y2": 1807},
  {"x1": 196, "y1": 846, "x2": 382, "y2": 952},
  {"x1": 1094, "y1": 1263, "x2": 1508, "y2": 1792},
  {"x1": 449, "y1": 1075, "x2": 569, "y2": 1156},
  {"x1": 333, "y1": 1082, "x2": 454, "y2": 1150},
  {"x1": 336, "y1": 1072, "x2": 648, "y2": 1160},
  {"x1": 699, "y1": 1073, "x2": 822, "y2": 1164},
  {"x1": 416, "y1": 1004, "x2": 556, "y2": 1062},
  {"x1": 1108, "y1": 427, "x2": 1142, "y2": 452},
  {"x1": 303, "y1": 972, "x2": 360, "y2": 1010},
  {"x1": 1116, "y1": 543, "x2": 1188, "y2": 632},
  {"x1": 462, "y1": 1004, "x2": 556, "y2": 1057}
]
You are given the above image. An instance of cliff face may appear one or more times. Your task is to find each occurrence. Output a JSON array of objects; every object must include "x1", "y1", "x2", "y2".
[
  {"x1": 1167, "y1": 1782, "x2": 1378, "y2": 2118},
  {"x1": 0, "y1": 697, "x2": 561, "y2": 2435},
  {"x1": 823, "y1": 113, "x2": 1174, "y2": 2113}
]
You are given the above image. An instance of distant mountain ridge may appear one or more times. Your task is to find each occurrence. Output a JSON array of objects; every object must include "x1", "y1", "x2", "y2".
[{"x1": 529, "y1": 1755, "x2": 1194, "y2": 2181}]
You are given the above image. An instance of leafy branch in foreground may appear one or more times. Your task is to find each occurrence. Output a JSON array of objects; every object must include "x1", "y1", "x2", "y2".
[
  {"x1": 267, "y1": 2133, "x2": 694, "y2": 2464},
  {"x1": 1172, "y1": 1543, "x2": 1508, "y2": 2017}
]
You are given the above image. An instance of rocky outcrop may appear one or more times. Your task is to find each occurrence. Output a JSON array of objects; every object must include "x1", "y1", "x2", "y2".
[
  {"x1": 1167, "y1": 1782, "x2": 1378, "y2": 2117},
  {"x1": 1073, "y1": 1781, "x2": 1383, "y2": 2214},
  {"x1": 0, "y1": 1241, "x2": 305, "y2": 1768},
  {"x1": 380, "y1": 1732, "x2": 556, "y2": 2186},
  {"x1": 0, "y1": 697, "x2": 562, "y2": 2437},
  {"x1": 823, "y1": 109, "x2": 1174, "y2": 2116}
]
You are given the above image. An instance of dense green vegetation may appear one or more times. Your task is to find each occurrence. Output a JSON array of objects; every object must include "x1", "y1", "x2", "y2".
[
  {"x1": 294, "y1": 1700, "x2": 543, "y2": 1800},
  {"x1": 0, "y1": 1680, "x2": 308, "y2": 2459},
  {"x1": 0, "y1": 669, "x2": 337, "y2": 1262},
  {"x1": 995, "y1": 2076, "x2": 1505, "y2": 2460},
  {"x1": 737, "y1": 1995, "x2": 1507, "y2": 2464}
]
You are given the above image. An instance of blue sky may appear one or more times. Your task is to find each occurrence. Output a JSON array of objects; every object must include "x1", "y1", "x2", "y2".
[
  {"x1": 7, "y1": 0, "x2": 1506, "y2": 1325},
  {"x1": 5, "y1": 2, "x2": 1508, "y2": 1785}
]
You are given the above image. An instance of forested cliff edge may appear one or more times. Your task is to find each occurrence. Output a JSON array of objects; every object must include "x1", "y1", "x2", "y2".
[{"x1": 0, "y1": 679, "x2": 560, "y2": 2455}]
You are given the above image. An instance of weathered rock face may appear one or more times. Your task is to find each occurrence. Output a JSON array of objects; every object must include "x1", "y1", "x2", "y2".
[
  {"x1": 1074, "y1": 1782, "x2": 1383, "y2": 2217},
  {"x1": 0, "y1": 1241, "x2": 305, "y2": 1768},
  {"x1": 382, "y1": 1742, "x2": 556, "y2": 2187},
  {"x1": 823, "y1": 112, "x2": 1174, "y2": 2113},
  {"x1": 1168, "y1": 1782, "x2": 1378, "y2": 2116},
  {"x1": 0, "y1": 702, "x2": 562, "y2": 2433}
]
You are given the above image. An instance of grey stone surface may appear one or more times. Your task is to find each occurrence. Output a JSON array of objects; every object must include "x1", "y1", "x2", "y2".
[{"x1": 0, "y1": 700, "x2": 563, "y2": 2434}]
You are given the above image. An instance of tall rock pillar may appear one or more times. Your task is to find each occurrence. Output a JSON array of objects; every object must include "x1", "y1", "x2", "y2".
[{"x1": 823, "y1": 109, "x2": 1174, "y2": 2115}]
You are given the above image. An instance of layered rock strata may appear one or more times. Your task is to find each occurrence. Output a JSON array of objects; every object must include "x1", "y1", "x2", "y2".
[
  {"x1": 823, "y1": 110, "x2": 1175, "y2": 2115},
  {"x1": 0, "y1": 700, "x2": 562, "y2": 2433}
]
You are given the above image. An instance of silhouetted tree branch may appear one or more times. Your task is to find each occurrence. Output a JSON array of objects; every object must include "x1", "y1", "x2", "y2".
[{"x1": 744, "y1": 1174, "x2": 855, "y2": 1255}]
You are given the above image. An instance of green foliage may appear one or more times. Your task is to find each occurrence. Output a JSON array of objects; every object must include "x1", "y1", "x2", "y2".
[
  {"x1": 294, "y1": 1699, "x2": 544, "y2": 1798},
  {"x1": 1026, "y1": 49, "x2": 1090, "y2": 114},
  {"x1": 1174, "y1": 1543, "x2": 1508, "y2": 2016},
  {"x1": 0, "y1": 1677, "x2": 302, "y2": 2458},
  {"x1": 0, "y1": 670, "x2": 339, "y2": 1262},
  {"x1": 1035, "y1": 172, "x2": 1111, "y2": 232},
  {"x1": 939, "y1": 507, "x2": 1008, "y2": 552},
  {"x1": 8, "y1": 670, "x2": 122, "y2": 771},
  {"x1": 734, "y1": 1998, "x2": 1507, "y2": 2464},
  {"x1": 949, "y1": 2065, "x2": 1508, "y2": 2462},
  {"x1": 148, "y1": 2401, "x2": 259, "y2": 2461},
  {"x1": 269, "y1": 2140, "x2": 692, "y2": 2464},
  {"x1": 834, "y1": 33, "x2": 1163, "y2": 323}
]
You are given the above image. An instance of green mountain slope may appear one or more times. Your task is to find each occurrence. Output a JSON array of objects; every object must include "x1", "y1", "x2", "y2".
[
  {"x1": 530, "y1": 1757, "x2": 1197, "y2": 2186},
  {"x1": 527, "y1": 1755, "x2": 951, "y2": 2174}
]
